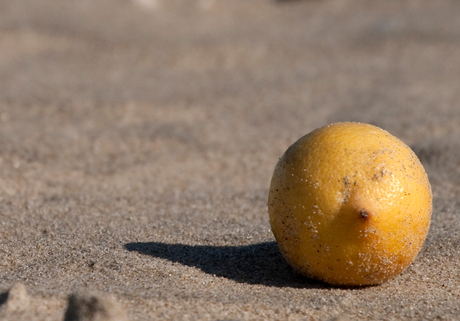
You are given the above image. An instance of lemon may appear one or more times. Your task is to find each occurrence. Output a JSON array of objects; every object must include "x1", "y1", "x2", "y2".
[{"x1": 268, "y1": 122, "x2": 432, "y2": 286}]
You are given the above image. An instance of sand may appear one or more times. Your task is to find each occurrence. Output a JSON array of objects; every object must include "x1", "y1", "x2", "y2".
[{"x1": 1, "y1": 0, "x2": 460, "y2": 320}]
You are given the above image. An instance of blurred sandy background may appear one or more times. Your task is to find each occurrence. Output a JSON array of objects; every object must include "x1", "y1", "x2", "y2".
[{"x1": 1, "y1": 0, "x2": 460, "y2": 320}]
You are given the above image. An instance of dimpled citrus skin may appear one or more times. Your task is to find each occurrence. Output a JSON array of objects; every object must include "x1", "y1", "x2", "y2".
[{"x1": 268, "y1": 122, "x2": 432, "y2": 286}]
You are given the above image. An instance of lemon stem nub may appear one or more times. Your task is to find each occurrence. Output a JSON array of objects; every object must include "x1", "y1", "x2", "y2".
[{"x1": 360, "y1": 209, "x2": 369, "y2": 220}]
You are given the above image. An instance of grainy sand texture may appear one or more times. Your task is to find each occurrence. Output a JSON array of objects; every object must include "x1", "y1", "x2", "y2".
[{"x1": 1, "y1": 0, "x2": 460, "y2": 320}]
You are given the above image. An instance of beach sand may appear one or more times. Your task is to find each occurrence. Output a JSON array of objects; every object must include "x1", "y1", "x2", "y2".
[{"x1": 1, "y1": 0, "x2": 460, "y2": 319}]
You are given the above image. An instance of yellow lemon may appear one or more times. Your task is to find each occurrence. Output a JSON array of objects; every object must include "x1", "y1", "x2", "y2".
[{"x1": 268, "y1": 122, "x2": 432, "y2": 286}]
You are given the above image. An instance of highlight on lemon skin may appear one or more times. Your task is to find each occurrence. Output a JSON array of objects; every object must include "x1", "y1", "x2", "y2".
[{"x1": 268, "y1": 122, "x2": 432, "y2": 286}]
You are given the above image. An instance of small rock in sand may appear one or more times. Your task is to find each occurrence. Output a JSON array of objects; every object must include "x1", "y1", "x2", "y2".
[
  {"x1": 4, "y1": 282, "x2": 30, "y2": 312},
  {"x1": 64, "y1": 292, "x2": 128, "y2": 321}
]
